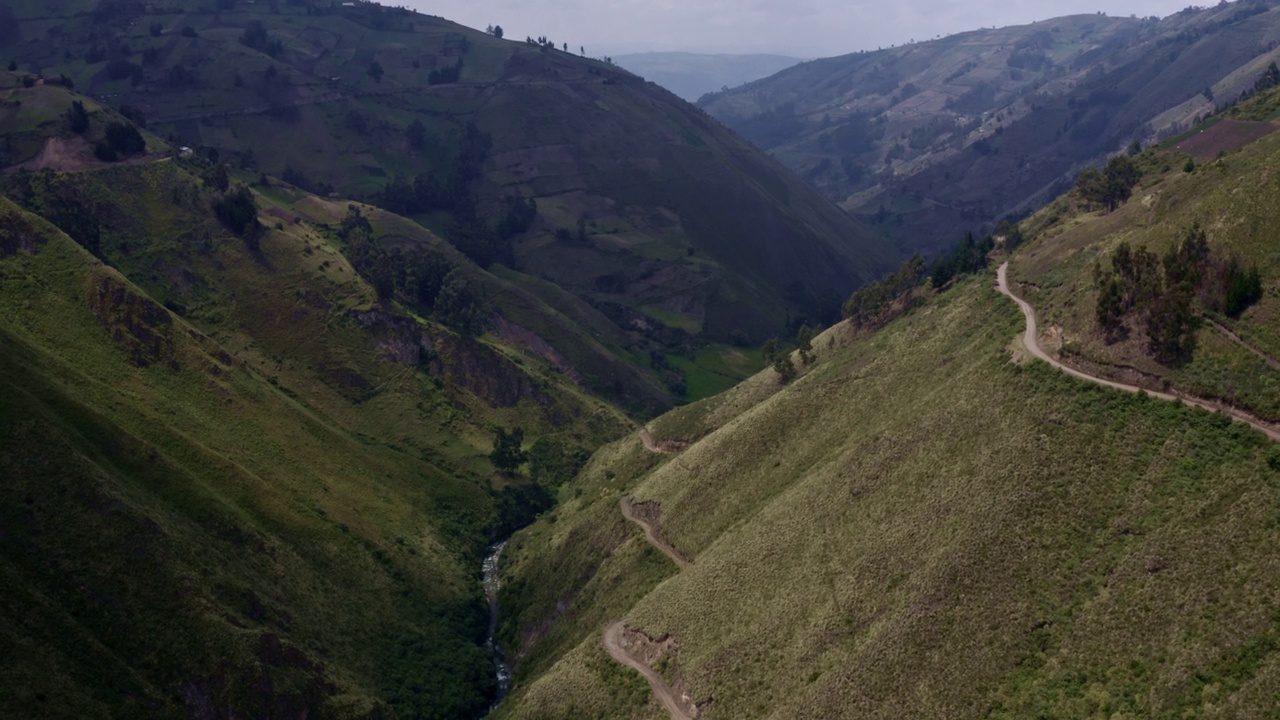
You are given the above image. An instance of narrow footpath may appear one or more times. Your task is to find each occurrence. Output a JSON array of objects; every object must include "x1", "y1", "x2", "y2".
[
  {"x1": 997, "y1": 262, "x2": 1280, "y2": 442},
  {"x1": 602, "y1": 622, "x2": 697, "y2": 720},
  {"x1": 602, "y1": 436, "x2": 697, "y2": 719}
]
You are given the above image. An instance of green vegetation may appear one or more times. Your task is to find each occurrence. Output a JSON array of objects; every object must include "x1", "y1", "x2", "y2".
[
  {"x1": 1074, "y1": 154, "x2": 1142, "y2": 212},
  {"x1": 0, "y1": 0, "x2": 894, "y2": 358},
  {"x1": 1011, "y1": 87, "x2": 1280, "y2": 422},
  {"x1": 0, "y1": 130, "x2": 640, "y2": 714},
  {"x1": 490, "y1": 427, "x2": 528, "y2": 473},
  {"x1": 496, "y1": 271, "x2": 1280, "y2": 719}
]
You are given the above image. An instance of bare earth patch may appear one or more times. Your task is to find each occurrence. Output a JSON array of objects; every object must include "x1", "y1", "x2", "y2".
[{"x1": 1176, "y1": 119, "x2": 1279, "y2": 160}]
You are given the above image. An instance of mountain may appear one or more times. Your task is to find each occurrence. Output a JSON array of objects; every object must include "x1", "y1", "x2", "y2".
[
  {"x1": 487, "y1": 107, "x2": 1280, "y2": 717},
  {"x1": 0, "y1": 72, "x2": 653, "y2": 717},
  {"x1": 700, "y1": 2, "x2": 1280, "y2": 256},
  {"x1": 612, "y1": 53, "x2": 802, "y2": 103},
  {"x1": 0, "y1": 0, "x2": 894, "y2": 360}
]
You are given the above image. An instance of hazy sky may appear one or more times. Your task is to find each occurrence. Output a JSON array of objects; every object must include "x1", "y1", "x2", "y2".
[{"x1": 403, "y1": 0, "x2": 1203, "y2": 57}]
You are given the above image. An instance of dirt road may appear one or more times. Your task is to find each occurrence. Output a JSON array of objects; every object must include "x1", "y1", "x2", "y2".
[
  {"x1": 602, "y1": 622, "x2": 697, "y2": 720},
  {"x1": 997, "y1": 262, "x2": 1280, "y2": 442},
  {"x1": 619, "y1": 496, "x2": 689, "y2": 569},
  {"x1": 605, "y1": 498, "x2": 695, "y2": 718},
  {"x1": 638, "y1": 427, "x2": 687, "y2": 454}
]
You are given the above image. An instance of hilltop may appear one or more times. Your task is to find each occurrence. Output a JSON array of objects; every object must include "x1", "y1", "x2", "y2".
[
  {"x1": 0, "y1": 0, "x2": 895, "y2": 357},
  {"x1": 701, "y1": 2, "x2": 1280, "y2": 255},
  {"x1": 612, "y1": 53, "x2": 802, "y2": 103}
]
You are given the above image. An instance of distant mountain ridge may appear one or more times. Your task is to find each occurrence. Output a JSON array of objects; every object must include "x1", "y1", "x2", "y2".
[
  {"x1": 701, "y1": 1, "x2": 1280, "y2": 255},
  {"x1": 613, "y1": 52, "x2": 803, "y2": 102},
  {"x1": 0, "y1": 0, "x2": 894, "y2": 369}
]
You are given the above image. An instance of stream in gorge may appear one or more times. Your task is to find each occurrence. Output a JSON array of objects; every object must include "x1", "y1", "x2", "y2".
[{"x1": 482, "y1": 540, "x2": 512, "y2": 715}]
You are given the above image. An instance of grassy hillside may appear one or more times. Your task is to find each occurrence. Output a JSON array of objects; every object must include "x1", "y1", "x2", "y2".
[
  {"x1": 0, "y1": 71, "x2": 707, "y2": 714},
  {"x1": 0, "y1": 0, "x2": 895, "y2": 350},
  {"x1": 612, "y1": 53, "x2": 802, "y2": 103},
  {"x1": 701, "y1": 2, "x2": 1280, "y2": 255},
  {"x1": 0, "y1": 199, "x2": 497, "y2": 718},
  {"x1": 1008, "y1": 86, "x2": 1280, "y2": 429},
  {"x1": 492, "y1": 264, "x2": 1280, "y2": 717}
]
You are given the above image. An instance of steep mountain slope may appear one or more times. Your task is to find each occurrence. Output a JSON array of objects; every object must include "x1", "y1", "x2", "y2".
[
  {"x1": 701, "y1": 2, "x2": 1280, "y2": 255},
  {"x1": 0, "y1": 199, "x2": 498, "y2": 718},
  {"x1": 0, "y1": 0, "x2": 895, "y2": 346},
  {"x1": 612, "y1": 53, "x2": 802, "y2": 103},
  {"x1": 491, "y1": 266, "x2": 1280, "y2": 719},
  {"x1": 0, "y1": 74, "x2": 667, "y2": 716},
  {"x1": 1007, "y1": 86, "x2": 1280, "y2": 434}
]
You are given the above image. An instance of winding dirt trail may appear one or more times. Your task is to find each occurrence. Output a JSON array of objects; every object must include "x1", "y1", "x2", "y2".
[
  {"x1": 604, "y1": 489, "x2": 696, "y2": 716},
  {"x1": 619, "y1": 497, "x2": 689, "y2": 569},
  {"x1": 638, "y1": 427, "x2": 687, "y2": 454},
  {"x1": 603, "y1": 622, "x2": 697, "y2": 720},
  {"x1": 997, "y1": 263, "x2": 1280, "y2": 442}
]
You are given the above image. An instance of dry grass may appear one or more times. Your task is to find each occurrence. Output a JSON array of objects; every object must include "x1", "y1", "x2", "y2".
[{"x1": 498, "y1": 272, "x2": 1280, "y2": 718}]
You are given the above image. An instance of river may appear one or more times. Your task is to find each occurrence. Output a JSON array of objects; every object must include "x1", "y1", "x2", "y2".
[{"x1": 482, "y1": 540, "x2": 512, "y2": 715}]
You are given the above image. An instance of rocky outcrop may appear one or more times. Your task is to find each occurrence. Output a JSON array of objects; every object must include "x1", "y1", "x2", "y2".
[{"x1": 85, "y1": 272, "x2": 178, "y2": 370}]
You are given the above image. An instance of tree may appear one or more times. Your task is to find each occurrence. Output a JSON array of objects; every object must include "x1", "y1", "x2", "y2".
[
  {"x1": 405, "y1": 119, "x2": 426, "y2": 151},
  {"x1": 367, "y1": 60, "x2": 384, "y2": 82},
  {"x1": 1076, "y1": 155, "x2": 1141, "y2": 211},
  {"x1": 773, "y1": 353, "x2": 797, "y2": 384},
  {"x1": 762, "y1": 338, "x2": 779, "y2": 365},
  {"x1": 490, "y1": 427, "x2": 526, "y2": 472},
  {"x1": 528, "y1": 438, "x2": 588, "y2": 486},
  {"x1": 66, "y1": 100, "x2": 89, "y2": 134},
  {"x1": 435, "y1": 268, "x2": 488, "y2": 335},
  {"x1": 213, "y1": 185, "x2": 261, "y2": 240},
  {"x1": 204, "y1": 163, "x2": 230, "y2": 192},
  {"x1": 797, "y1": 325, "x2": 815, "y2": 365},
  {"x1": 488, "y1": 24, "x2": 503, "y2": 39},
  {"x1": 149, "y1": 22, "x2": 163, "y2": 37},
  {"x1": 100, "y1": 122, "x2": 145, "y2": 156},
  {"x1": 6, "y1": 60, "x2": 15, "y2": 72},
  {"x1": 181, "y1": 26, "x2": 198, "y2": 38}
]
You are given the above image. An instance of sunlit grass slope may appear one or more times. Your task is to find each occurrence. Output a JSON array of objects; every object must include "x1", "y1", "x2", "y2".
[
  {"x1": 497, "y1": 271, "x2": 1280, "y2": 719},
  {"x1": 1010, "y1": 99, "x2": 1280, "y2": 424}
]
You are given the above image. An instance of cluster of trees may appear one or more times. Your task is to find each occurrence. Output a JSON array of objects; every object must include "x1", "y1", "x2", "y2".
[
  {"x1": 931, "y1": 231, "x2": 995, "y2": 289},
  {"x1": 1075, "y1": 154, "x2": 1142, "y2": 212},
  {"x1": 490, "y1": 427, "x2": 588, "y2": 480},
  {"x1": 378, "y1": 123, "x2": 535, "y2": 269},
  {"x1": 762, "y1": 324, "x2": 817, "y2": 384},
  {"x1": 212, "y1": 185, "x2": 262, "y2": 247},
  {"x1": 843, "y1": 252, "x2": 927, "y2": 329},
  {"x1": 488, "y1": 428, "x2": 588, "y2": 539},
  {"x1": 378, "y1": 122, "x2": 490, "y2": 218},
  {"x1": 240, "y1": 20, "x2": 283, "y2": 57},
  {"x1": 3, "y1": 169, "x2": 106, "y2": 258},
  {"x1": 428, "y1": 60, "x2": 461, "y2": 86},
  {"x1": 1093, "y1": 225, "x2": 1262, "y2": 363},
  {"x1": 336, "y1": 206, "x2": 491, "y2": 334},
  {"x1": 489, "y1": 426, "x2": 526, "y2": 472},
  {"x1": 1253, "y1": 61, "x2": 1280, "y2": 94},
  {"x1": 66, "y1": 100, "x2": 90, "y2": 134},
  {"x1": 485, "y1": 24, "x2": 504, "y2": 39},
  {"x1": 93, "y1": 121, "x2": 146, "y2": 162}
]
